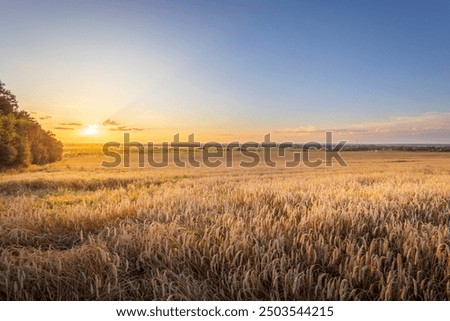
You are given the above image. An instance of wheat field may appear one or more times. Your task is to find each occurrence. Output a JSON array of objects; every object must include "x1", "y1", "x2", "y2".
[{"x1": 0, "y1": 147, "x2": 449, "y2": 300}]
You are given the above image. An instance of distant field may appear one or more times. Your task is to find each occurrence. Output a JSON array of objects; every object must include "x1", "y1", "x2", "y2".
[{"x1": 0, "y1": 145, "x2": 449, "y2": 300}]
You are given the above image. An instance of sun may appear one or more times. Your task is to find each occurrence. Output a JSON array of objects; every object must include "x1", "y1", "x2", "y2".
[{"x1": 82, "y1": 124, "x2": 100, "y2": 136}]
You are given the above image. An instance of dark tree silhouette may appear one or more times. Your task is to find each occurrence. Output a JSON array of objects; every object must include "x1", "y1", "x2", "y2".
[{"x1": 0, "y1": 81, "x2": 63, "y2": 168}]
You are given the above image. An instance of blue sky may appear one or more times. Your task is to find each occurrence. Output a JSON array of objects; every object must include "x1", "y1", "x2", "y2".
[{"x1": 1, "y1": 0, "x2": 449, "y2": 142}]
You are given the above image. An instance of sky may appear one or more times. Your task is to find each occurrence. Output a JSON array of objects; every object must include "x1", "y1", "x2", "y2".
[{"x1": 1, "y1": 0, "x2": 449, "y2": 143}]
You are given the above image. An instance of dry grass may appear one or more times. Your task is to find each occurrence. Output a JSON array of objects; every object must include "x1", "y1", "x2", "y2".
[{"x1": 0, "y1": 148, "x2": 449, "y2": 300}]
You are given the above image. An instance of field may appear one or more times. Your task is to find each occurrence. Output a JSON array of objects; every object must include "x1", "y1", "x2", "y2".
[{"x1": 0, "y1": 145, "x2": 449, "y2": 300}]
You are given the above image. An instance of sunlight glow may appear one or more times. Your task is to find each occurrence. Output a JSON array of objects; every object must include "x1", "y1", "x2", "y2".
[{"x1": 82, "y1": 124, "x2": 100, "y2": 136}]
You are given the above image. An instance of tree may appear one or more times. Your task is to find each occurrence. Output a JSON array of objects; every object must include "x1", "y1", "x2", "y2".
[
  {"x1": 0, "y1": 81, "x2": 18, "y2": 112},
  {"x1": 0, "y1": 81, "x2": 63, "y2": 169},
  {"x1": 0, "y1": 96, "x2": 15, "y2": 115}
]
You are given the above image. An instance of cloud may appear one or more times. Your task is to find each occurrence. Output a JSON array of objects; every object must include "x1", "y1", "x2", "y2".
[
  {"x1": 58, "y1": 122, "x2": 82, "y2": 126},
  {"x1": 103, "y1": 119, "x2": 120, "y2": 126},
  {"x1": 275, "y1": 126, "x2": 367, "y2": 134},
  {"x1": 53, "y1": 126, "x2": 76, "y2": 130},
  {"x1": 102, "y1": 118, "x2": 147, "y2": 131},
  {"x1": 367, "y1": 112, "x2": 450, "y2": 133},
  {"x1": 274, "y1": 112, "x2": 450, "y2": 143},
  {"x1": 277, "y1": 112, "x2": 450, "y2": 134},
  {"x1": 28, "y1": 111, "x2": 52, "y2": 120},
  {"x1": 109, "y1": 126, "x2": 146, "y2": 132}
]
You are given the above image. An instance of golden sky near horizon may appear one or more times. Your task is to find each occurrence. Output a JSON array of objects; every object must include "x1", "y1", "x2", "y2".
[
  {"x1": 27, "y1": 107, "x2": 450, "y2": 144},
  {"x1": 2, "y1": 1, "x2": 449, "y2": 144}
]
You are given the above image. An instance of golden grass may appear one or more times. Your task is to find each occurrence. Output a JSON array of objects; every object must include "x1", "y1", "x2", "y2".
[{"x1": 0, "y1": 148, "x2": 449, "y2": 300}]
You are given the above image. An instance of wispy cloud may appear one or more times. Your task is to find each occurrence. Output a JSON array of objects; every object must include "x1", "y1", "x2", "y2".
[
  {"x1": 102, "y1": 118, "x2": 147, "y2": 132},
  {"x1": 109, "y1": 126, "x2": 146, "y2": 132},
  {"x1": 365, "y1": 112, "x2": 450, "y2": 133},
  {"x1": 103, "y1": 119, "x2": 120, "y2": 126},
  {"x1": 28, "y1": 111, "x2": 53, "y2": 120},
  {"x1": 58, "y1": 122, "x2": 82, "y2": 127},
  {"x1": 275, "y1": 126, "x2": 367, "y2": 134},
  {"x1": 53, "y1": 126, "x2": 76, "y2": 131},
  {"x1": 274, "y1": 112, "x2": 450, "y2": 143}
]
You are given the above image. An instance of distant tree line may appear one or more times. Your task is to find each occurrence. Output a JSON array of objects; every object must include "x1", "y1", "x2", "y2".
[
  {"x1": 0, "y1": 81, "x2": 63, "y2": 168},
  {"x1": 338, "y1": 144, "x2": 450, "y2": 152}
]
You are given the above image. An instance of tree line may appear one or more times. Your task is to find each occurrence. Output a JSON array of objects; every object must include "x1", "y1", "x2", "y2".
[{"x1": 0, "y1": 81, "x2": 63, "y2": 168}]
